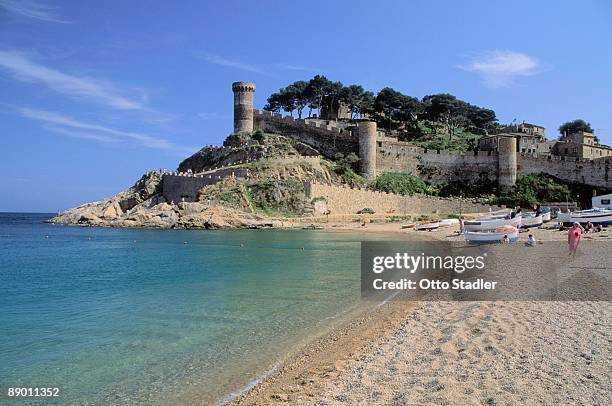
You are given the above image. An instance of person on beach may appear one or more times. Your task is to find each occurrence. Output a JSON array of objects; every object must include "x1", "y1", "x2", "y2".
[
  {"x1": 534, "y1": 204, "x2": 542, "y2": 217},
  {"x1": 526, "y1": 234, "x2": 537, "y2": 247},
  {"x1": 585, "y1": 221, "x2": 593, "y2": 233},
  {"x1": 502, "y1": 235, "x2": 510, "y2": 244},
  {"x1": 568, "y1": 222, "x2": 584, "y2": 258}
]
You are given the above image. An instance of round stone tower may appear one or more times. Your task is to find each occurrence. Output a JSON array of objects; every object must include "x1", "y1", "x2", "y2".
[
  {"x1": 358, "y1": 121, "x2": 377, "y2": 180},
  {"x1": 497, "y1": 135, "x2": 517, "y2": 191},
  {"x1": 232, "y1": 81, "x2": 256, "y2": 133}
]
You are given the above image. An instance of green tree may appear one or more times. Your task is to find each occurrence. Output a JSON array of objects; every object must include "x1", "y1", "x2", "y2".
[
  {"x1": 373, "y1": 88, "x2": 422, "y2": 132},
  {"x1": 321, "y1": 80, "x2": 345, "y2": 119},
  {"x1": 466, "y1": 106, "x2": 497, "y2": 132},
  {"x1": 264, "y1": 90, "x2": 294, "y2": 115},
  {"x1": 285, "y1": 81, "x2": 309, "y2": 119},
  {"x1": 421, "y1": 94, "x2": 470, "y2": 139},
  {"x1": 558, "y1": 119, "x2": 594, "y2": 138},
  {"x1": 305, "y1": 75, "x2": 331, "y2": 116},
  {"x1": 340, "y1": 85, "x2": 375, "y2": 119},
  {"x1": 264, "y1": 81, "x2": 311, "y2": 119}
]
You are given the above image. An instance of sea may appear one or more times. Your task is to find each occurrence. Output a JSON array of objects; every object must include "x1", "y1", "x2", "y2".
[{"x1": 0, "y1": 213, "x2": 391, "y2": 404}]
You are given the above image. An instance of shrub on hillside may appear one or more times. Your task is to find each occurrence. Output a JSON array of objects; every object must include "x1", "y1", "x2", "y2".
[
  {"x1": 252, "y1": 129, "x2": 265, "y2": 141},
  {"x1": 492, "y1": 173, "x2": 600, "y2": 208},
  {"x1": 373, "y1": 173, "x2": 432, "y2": 195}
]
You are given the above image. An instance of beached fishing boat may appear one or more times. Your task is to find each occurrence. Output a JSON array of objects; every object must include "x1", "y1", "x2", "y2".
[
  {"x1": 439, "y1": 218, "x2": 460, "y2": 227},
  {"x1": 542, "y1": 210, "x2": 551, "y2": 222},
  {"x1": 570, "y1": 209, "x2": 612, "y2": 225},
  {"x1": 416, "y1": 221, "x2": 440, "y2": 231},
  {"x1": 521, "y1": 214, "x2": 543, "y2": 228},
  {"x1": 462, "y1": 214, "x2": 521, "y2": 232},
  {"x1": 479, "y1": 210, "x2": 511, "y2": 221},
  {"x1": 556, "y1": 211, "x2": 572, "y2": 223},
  {"x1": 464, "y1": 225, "x2": 519, "y2": 243},
  {"x1": 401, "y1": 223, "x2": 416, "y2": 229}
]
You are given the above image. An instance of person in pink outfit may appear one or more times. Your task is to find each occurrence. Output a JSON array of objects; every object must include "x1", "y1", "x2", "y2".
[{"x1": 567, "y1": 222, "x2": 584, "y2": 258}]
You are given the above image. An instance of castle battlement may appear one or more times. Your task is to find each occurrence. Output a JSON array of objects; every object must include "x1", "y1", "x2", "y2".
[{"x1": 246, "y1": 82, "x2": 607, "y2": 191}]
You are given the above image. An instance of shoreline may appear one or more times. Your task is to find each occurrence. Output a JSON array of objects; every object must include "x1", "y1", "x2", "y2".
[
  {"x1": 10, "y1": 214, "x2": 611, "y2": 404},
  {"x1": 227, "y1": 295, "x2": 419, "y2": 405},
  {"x1": 225, "y1": 223, "x2": 611, "y2": 404}
]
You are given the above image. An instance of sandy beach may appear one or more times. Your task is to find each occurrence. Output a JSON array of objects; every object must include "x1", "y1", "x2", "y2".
[{"x1": 232, "y1": 220, "x2": 611, "y2": 405}]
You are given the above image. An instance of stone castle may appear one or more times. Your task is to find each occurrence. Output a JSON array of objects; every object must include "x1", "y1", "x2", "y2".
[
  {"x1": 160, "y1": 81, "x2": 611, "y2": 207},
  {"x1": 230, "y1": 81, "x2": 611, "y2": 191}
]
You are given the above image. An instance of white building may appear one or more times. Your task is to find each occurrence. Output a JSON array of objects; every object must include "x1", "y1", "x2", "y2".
[{"x1": 592, "y1": 193, "x2": 612, "y2": 209}]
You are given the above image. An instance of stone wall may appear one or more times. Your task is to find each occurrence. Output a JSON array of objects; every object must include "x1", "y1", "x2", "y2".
[
  {"x1": 377, "y1": 140, "x2": 500, "y2": 184},
  {"x1": 519, "y1": 155, "x2": 611, "y2": 189},
  {"x1": 254, "y1": 110, "x2": 358, "y2": 158},
  {"x1": 162, "y1": 168, "x2": 247, "y2": 203},
  {"x1": 305, "y1": 181, "x2": 501, "y2": 215},
  {"x1": 164, "y1": 156, "x2": 322, "y2": 203}
]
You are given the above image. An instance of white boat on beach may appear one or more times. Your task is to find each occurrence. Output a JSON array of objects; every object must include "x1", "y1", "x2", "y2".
[
  {"x1": 556, "y1": 211, "x2": 572, "y2": 223},
  {"x1": 521, "y1": 214, "x2": 543, "y2": 228},
  {"x1": 542, "y1": 211, "x2": 551, "y2": 222},
  {"x1": 416, "y1": 221, "x2": 440, "y2": 231},
  {"x1": 479, "y1": 211, "x2": 511, "y2": 221},
  {"x1": 439, "y1": 218, "x2": 460, "y2": 227},
  {"x1": 463, "y1": 214, "x2": 522, "y2": 232},
  {"x1": 569, "y1": 209, "x2": 612, "y2": 225},
  {"x1": 464, "y1": 226, "x2": 519, "y2": 243}
]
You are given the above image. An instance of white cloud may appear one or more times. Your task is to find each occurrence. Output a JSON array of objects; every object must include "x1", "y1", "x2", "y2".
[
  {"x1": 0, "y1": 50, "x2": 145, "y2": 110},
  {"x1": 0, "y1": 0, "x2": 68, "y2": 23},
  {"x1": 45, "y1": 126, "x2": 119, "y2": 143},
  {"x1": 16, "y1": 107, "x2": 196, "y2": 154},
  {"x1": 197, "y1": 52, "x2": 271, "y2": 76},
  {"x1": 279, "y1": 64, "x2": 321, "y2": 72},
  {"x1": 459, "y1": 50, "x2": 540, "y2": 88}
]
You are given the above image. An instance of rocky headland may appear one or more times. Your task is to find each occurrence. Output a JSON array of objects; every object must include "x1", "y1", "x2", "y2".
[{"x1": 49, "y1": 132, "x2": 355, "y2": 229}]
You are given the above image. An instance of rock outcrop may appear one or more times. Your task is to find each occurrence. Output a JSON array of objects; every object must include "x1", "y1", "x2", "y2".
[{"x1": 49, "y1": 132, "x2": 362, "y2": 229}]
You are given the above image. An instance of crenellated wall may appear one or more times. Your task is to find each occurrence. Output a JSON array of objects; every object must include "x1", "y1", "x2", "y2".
[
  {"x1": 162, "y1": 168, "x2": 248, "y2": 203},
  {"x1": 377, "y1": 140, "x2": 499, "y2": 184},
  {"x1": 253, "y1": 110, "x2": 358, "y2": 158},
  {"x1": 305, "y1": 181, "x2": 502, "y2": 215},
  {"x1": 236, "y1": 83, "x2": 609, "y2": 191}
]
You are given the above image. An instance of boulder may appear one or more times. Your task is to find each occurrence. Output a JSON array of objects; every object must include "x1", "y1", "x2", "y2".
[
  {"x1": 158, "y1": 210, "x2": 179, "y2": 223},
  {"x1": 119, "y1": 196, "x2": 139, "y2": 212},
  {"x1": 102, "y1": 202, "x2": 122, "y2": 219},
  {"x1": 154, "y1": 202, "x2": 173, "y2": 211},
  {"x1": 177, "y1": 202, "x2": 206, "y2": 215},
  {"x1": 126, "y1": 212, "x2": 153, "y2": 223},
  {"x1": 77, "y1": 213, "x2": 105, "y2": 226}
]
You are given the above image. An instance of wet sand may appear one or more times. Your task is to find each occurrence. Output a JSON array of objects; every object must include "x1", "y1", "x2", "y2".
[{"x1": 231, "y1": 220, "x2": 611, "y2": 405}]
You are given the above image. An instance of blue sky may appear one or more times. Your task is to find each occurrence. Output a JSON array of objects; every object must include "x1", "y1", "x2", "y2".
[{"x1": 1, "y1": 0, "x2": 611, "y2": 212}]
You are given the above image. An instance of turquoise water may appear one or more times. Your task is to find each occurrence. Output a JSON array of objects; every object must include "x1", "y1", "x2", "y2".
[{"x1": 0, "y1": 213, "x2": 387, "y2": 404}]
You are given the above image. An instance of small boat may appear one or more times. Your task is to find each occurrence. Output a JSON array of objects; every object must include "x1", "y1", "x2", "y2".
[
  {"x1": 439, "y1": 218, "x2": 460, "y2": 227},
  {"x1": 521, "y1": 214, "x2": 543, "y2": 228},
  {"x1": 401, "y1": 223, "x2": 416, "y2": 229},
  {"x1": 479, "y1": 210, "x2": 511, "y2": 221},
  {"x1": 542, "y1": 210, "x2": 551, "y2": 222},
  {"x1": 416, "y1": 221, "x2": 440, "y2": 231},
  {"x1": 570, "y1": 209, "x2": 612, "y2": 225},
  {"x1": 464, "y1": 226, "x2": 519, "y2": 243},
  {"x1": 302, "y1": 224, "x2": 323, "y2": 230},
  {"x1": 556, "y1": 211, "x2": 572, "y2": 223},
  {"x1": 463, "y1": 214, "x2": 521, "y2": 232}
]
